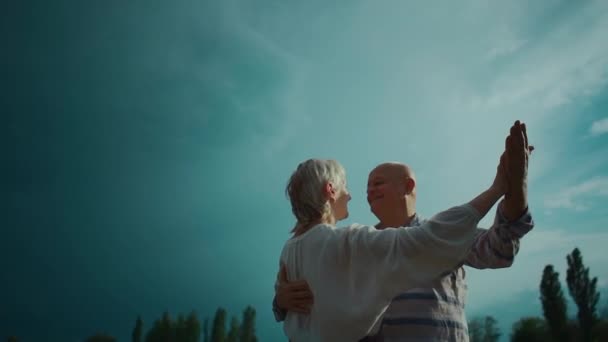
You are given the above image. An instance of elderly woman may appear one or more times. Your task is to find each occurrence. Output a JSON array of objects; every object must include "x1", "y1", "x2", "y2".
[{"x1": 279, "y1": 157, "x2": 507, "y2": 341}]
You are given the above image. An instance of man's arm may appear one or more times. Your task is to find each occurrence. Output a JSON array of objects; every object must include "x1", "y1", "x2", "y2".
[
  {"x1": 466, "y1": 121, "x2": 534, "y2": 269},
  {"x1": 272, "y1": 290, "x2": 287, "y2": 322},
  {"x1": 464, "y1": 201, "x2": 534, "y2": 269},
  {"x1": 272, "y1": 264, "x2": 313, "y2": 322}
]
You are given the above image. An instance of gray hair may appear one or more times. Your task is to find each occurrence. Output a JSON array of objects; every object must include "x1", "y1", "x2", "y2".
[{"x1": 286, "y1": 159, "x2": 346, "y2": 232}]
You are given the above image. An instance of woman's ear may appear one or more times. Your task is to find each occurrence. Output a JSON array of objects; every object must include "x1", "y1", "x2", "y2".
[{"x1": 324, "y1": 182, "x2": 336, "y2": 200}]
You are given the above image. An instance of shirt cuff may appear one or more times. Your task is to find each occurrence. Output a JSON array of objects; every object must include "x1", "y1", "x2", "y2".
[
  {"x1": 496, "y1": 200, "x2": 529, "y2": 223},
  {"x1": 496, "y1": 200, "x2": 534, "y2": 237}
]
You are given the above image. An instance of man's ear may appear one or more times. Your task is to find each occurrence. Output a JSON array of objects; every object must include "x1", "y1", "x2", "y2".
[{"x1": 405, "y1": 177, "x2": 416, "y2": 194}]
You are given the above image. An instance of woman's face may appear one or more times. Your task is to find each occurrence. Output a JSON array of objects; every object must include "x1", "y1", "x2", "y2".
[{"x1": 332, "y1": 183, "x2": 351, "y2": 221}]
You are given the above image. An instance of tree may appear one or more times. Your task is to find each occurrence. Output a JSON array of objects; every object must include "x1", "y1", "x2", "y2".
[
  {"x1": 145, "y1": 311, "x2": 175, "y2": 342},
  {"x1": 175, "y1": 314, "x2": 187, "y2": 342},
  {"x1": 84, "y1": 334, "x2": 117, "y2": 342},
  {"x1": 184, "y1": 311, "x2": 202, "y2": 342},
  {"x1": 468, "y1": 317, "x2": 484, "y2": 342},
  {"x1": 240, "y1": 306, "x2": 257, "y2": 342},
  {"x1": 468, "y1": 316, "x2": 500, "y2": 342},
  {"x1": 211, "y1": 308, "x2": 227, "y2": 342},
  {"x1": 132, "y1": 316, "x2": 144, "y2": 342},
  {"x1": 510, "y1": 317, "x2": 550, "y2": 342},
  {"x1": 226, "y1": 316, "x2": 240, "y2": 342},
  {"x1": 203, "y1": 318, "x2": 209, "y2": 342},
  {"x1": 566, "y1": 248, "x2": 600, "y2": 341},
  {"x1": 483, "y1": 316, "x2": 501, "y2": 342},
  {"x1": 540, "y1": 264, "x2": 568, "y2": 341}
]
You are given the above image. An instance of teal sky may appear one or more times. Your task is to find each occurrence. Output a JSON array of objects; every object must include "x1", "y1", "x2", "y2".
[{"x1": 3, "y1": 0, "x2": 608, "y2": 341}]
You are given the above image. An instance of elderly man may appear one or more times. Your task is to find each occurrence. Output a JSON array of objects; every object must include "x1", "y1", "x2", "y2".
[{"x1": 273, "y1": 121, "x2": 535, "y2": 341}]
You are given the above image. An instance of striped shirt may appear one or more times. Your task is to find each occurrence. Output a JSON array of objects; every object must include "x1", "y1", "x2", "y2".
[{"x1": 368, "y1": 202, "x2": 534, "y2": 342}]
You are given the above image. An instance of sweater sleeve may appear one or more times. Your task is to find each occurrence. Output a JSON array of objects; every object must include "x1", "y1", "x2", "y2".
[{"x1": 337, "y1": 203, "x2": 482, "y2": 304}]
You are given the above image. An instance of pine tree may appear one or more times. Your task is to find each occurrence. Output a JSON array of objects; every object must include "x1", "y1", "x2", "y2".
[
  {"x1": 226, "y1": 316, "x2": 240, "y2": 342},
  {"x1": 203, "y1": 318, "x2": 209, "y2": 342},
  {"x1": 540, "y1": 265, "x2": 568, "y2": 342},
  {"x1": 184, "y1": 311, "x2": 202, "y2": 342},
  {"x1": 566, "y1": 248, "x2": 600, "y2": 342},
  {"x1": 145, "y1": 311, "x2": 175, "y2": 342},
  {"x1": 240, "y1": 306, "x2": 257, "y2": 342},
  {"x1": 175, "y1": 314, "x2": 187, "y2": 342},
  {"x1": 132, "y1": 316, "x2": 144, "y2": 342},
  {"x1": 211, "y1": 308, "x2": 227, "y2": 342}
]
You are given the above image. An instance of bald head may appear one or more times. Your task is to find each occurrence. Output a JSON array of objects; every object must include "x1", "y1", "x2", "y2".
[
  {"x1": 370, "y1": 162, "x2": 416, "y2": 184},
  {"x1": 367, "y1": 162, "x2": 417, "y2": 227}
]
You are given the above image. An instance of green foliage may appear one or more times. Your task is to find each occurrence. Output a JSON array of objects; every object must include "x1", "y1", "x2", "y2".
[
  {"x1": 144, "y1": 310, "x2": 201, "y2": 342},
  {"x1": 469, "y1": 317, "x2": 484, "y2": 342},
  {"x1": 84, "y1": 333, "x2": 117, "y2": 342},
  {"x1": 540, "y1": 264, "x2": 569, "y2": 342},
  {"x1": 240, "y1": 306, "x2": 257, "y2": 342},
  {"x1": 468, "y1": 316, "x2": 500, "y2": 342},
  {"x1": 132, "y1": 315, "x2": 144, "y2": 342},
  {"x1": 566, "y1": 247, "x2": 600, "y2": 341},
  {"x1": 203, "y1": 318, "x2": 209, "y2": 342},
  {"x1": 211, "y1": 308, "x2": 227, "y2": 342},
  {"x1": 226, "y1": 316, "x2": 240, "y2": 342},
  {"x1": 510, "y1": 317, "x2": 550, "y2": 342}
]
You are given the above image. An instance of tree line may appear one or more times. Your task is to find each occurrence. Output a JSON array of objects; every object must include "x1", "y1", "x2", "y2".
[
  {"x1": 468, "y1": 247, "x2": 608, "y2": 342},
  {"x1": 6, "y1": 248, "x2": 607, "y2": 341},
  {"x1": 5, "y1": 305, "x2": 257, "y2": 342}
]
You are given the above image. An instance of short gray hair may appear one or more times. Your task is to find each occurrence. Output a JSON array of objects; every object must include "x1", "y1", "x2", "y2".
[{"x1": 286, "y1": 159, "x2": 346, "y2": 232}]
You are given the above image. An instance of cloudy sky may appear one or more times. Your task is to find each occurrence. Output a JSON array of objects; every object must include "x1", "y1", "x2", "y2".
[{"x1": 3, "y1": 0, "x2": 608, "y2": 340}]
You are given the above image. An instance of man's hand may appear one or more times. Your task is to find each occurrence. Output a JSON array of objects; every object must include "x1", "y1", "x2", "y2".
[
  {"x1": 503, "y1": 120, "x2": 533, "y2": 221},
  {"x1": 491, "y1": 152, "x2": 508, "y2": 195},
  {"x1": 276, "y1": 263, "x2": 314, "y2": 314}
]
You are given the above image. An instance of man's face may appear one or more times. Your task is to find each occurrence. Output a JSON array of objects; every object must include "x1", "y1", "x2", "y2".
[{"x1": 366, "y1": 166, "x2": 404, "y2": 218}]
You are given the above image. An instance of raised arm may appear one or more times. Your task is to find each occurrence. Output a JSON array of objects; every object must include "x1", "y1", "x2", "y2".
[
  {"x1": 465, "y1": 121, "x2": 535, "y2": 269},
  {"x1": 465, "y1": 201, "x2": 534, "y2": 269},
  {"x1": 341, "y1": 123, "x2": 536, "y2": 297}
]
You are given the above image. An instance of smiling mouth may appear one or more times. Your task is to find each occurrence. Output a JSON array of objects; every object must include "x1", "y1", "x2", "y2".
[{"x1": 369, "y1": 196, "x2": 384, "y2": 204}]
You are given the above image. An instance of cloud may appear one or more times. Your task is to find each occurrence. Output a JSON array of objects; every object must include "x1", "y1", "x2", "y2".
[
  {"x1": 467, "y1": 2, "x2": 608, "y2": 118},
  {"x1": 590, "y1": 117, "x2": 608, "y2": 136},
  {"x1": 544, "y1": 176, "x2": 608, "y2": 210},
  {"x1": 486, "y1": 38, "x2": 527, "y2": 61}
]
